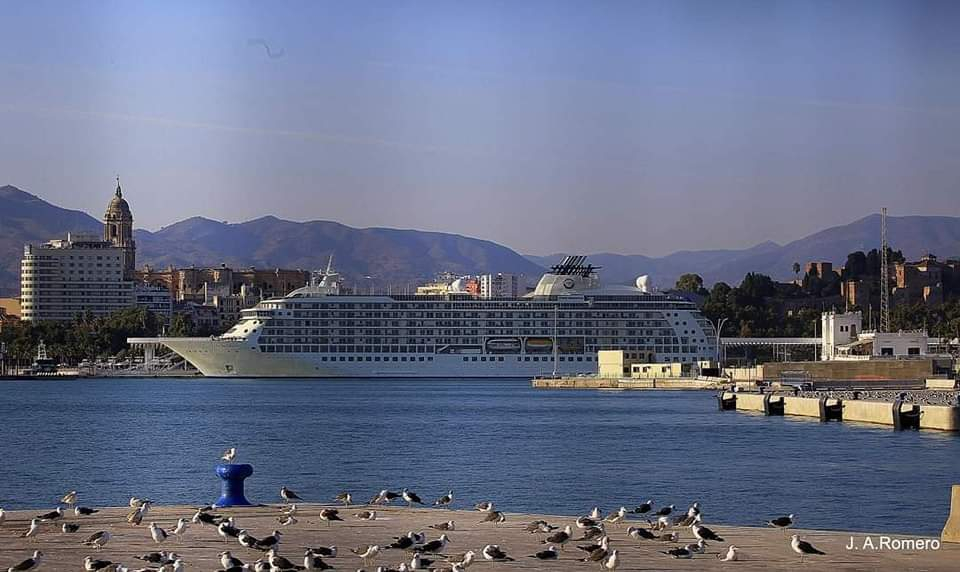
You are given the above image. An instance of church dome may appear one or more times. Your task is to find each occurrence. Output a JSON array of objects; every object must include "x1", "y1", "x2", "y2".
[{"x1": 105, "y1": 178, "x2": 132, "y2": 219}]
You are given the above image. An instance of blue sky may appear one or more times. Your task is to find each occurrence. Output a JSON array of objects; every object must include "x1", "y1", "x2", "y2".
[{"x1": 1, "y1": 0, "x2": 959, "y2": 256}]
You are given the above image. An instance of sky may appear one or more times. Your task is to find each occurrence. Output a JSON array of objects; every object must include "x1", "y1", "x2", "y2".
[{"x1": 1, "y1": 0, "x2": 959, "y2": 257}]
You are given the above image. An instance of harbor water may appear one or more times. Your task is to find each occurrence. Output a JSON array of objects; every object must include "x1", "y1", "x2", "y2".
[{"x1": 1, "y1": 377, "x2": 958, "y2": 535}]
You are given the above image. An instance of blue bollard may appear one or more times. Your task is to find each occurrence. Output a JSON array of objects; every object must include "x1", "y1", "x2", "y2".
[{"x1": 215, "y1": 463, "x2": 254, "y2": 507}]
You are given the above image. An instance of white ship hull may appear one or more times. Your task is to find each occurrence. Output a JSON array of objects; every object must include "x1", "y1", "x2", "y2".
[{"x1": 158, "y1": 337, "x2": 597, "y2": 378}]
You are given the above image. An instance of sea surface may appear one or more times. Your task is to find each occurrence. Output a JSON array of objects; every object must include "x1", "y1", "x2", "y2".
[{"x1": 1, "y1": 377, "x2": 958, "y2": 535}]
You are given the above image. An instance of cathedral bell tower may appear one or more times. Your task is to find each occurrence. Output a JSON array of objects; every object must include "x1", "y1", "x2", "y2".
[{"x1": 103, "y1": 176, "x2": 136, "y2": 279}]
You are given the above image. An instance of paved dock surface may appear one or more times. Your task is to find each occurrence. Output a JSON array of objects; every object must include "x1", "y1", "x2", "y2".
[{"x1": 0, "y1": 505, "x2": 956, "y2": 571}]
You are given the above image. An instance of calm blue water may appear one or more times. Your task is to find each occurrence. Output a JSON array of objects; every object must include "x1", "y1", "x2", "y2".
[{"x1": 0, "y1": 378, "x2": 958, "y2": 535}]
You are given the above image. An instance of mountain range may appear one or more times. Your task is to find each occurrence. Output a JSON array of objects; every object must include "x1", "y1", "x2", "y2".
[{"x1": 2, "y1": 184, "x2": 960, "y2": 297}]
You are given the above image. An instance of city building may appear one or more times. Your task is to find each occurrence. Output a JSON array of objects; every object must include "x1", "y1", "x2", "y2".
[
  {"x1": 804, "y1": 261, "x2": 834, "y2": 277},
  {"x1": 138, "y1": 265, "x2": 309, "y2": 304},
  {"x1": 841, "y1": 279, "x2": 870, "y2": 310},
  {"x1": 103, "y1": 177, "x2": 136, "y2": 279},
  {"x1": 20, "y1": 232, "x2": 134, "y2": 321},
  {"x1": 0, "y1": 298, "x2": 20, "y2": 318},
  {"x1": 821, "y1": 310, "x2": 929, "y2": 360},
  {"x1": 0, "y1": 306, "x2": 17, "y2": 332},
  {"x1": 893, "y1": 254, "x2": 953, "y2": 307},
  {"x1": 479, "y1": 273, "x2": 519, "y2": 299},
  {"x1": 135, "y1": 284, "x2": 173, "y2": 320}
]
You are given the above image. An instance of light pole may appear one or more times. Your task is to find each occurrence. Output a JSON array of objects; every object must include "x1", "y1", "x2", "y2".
[{"x1": 712, "y1": 317, "x2": 729, "y2": 369}]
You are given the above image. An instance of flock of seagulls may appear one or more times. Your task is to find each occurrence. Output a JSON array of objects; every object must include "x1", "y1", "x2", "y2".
[{"x1": 0, "y1": 449, "x2": 829, "y2": 571}]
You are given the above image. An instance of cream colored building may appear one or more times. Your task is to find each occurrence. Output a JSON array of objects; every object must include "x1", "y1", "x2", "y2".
[{"x1": 21, "y1": 232, "x2": 134, "y2": 321}]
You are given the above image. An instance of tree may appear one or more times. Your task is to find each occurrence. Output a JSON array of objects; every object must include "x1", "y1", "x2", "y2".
[
  {"x1": 169, "y1": 313, "x2": 195, "y2": 337},
  {"x1": 675, "y1": 273, "x2": 705, "y2": 294}
]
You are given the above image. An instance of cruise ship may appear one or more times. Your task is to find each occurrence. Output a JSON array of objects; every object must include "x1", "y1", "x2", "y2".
[{"x1": 149, "y1": 257, "x2": 717, "y2": 377}]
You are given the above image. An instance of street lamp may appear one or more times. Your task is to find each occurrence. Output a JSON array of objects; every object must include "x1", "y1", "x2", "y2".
[{"x1": 710, "y1": 317, "x2": 729, "y2": 369}]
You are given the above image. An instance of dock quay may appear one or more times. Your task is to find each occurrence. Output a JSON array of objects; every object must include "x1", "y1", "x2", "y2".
[
  {"x1": 1, "y1": 504, "x2": 958, "y2": 571},
  {"x1": 718, "y1": 389, "x2": 960, "y2": 431},
  {"x1": 532, "y1": 375, "x2": 723, "y2": 390}
]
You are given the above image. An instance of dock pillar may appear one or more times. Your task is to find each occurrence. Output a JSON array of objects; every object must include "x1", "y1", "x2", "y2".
[
  {"x1": 762, "y1": 393, "x2": 784, "y2": 416},
  {"x1": 214, "y1": 463, "x2": 254, "y2": 507},
  {"x1": 818, "y1": 397, "x2": 843, "y2": 422},
  {"x1": 892, "y1": 397, "x2": 921, "y2": 431},
  {"x1": 942, "y1": 485, "x2": 960, "y2": 543},
  {"x1": 717, "y1": 391, "x2": 736, "y2": 411}
]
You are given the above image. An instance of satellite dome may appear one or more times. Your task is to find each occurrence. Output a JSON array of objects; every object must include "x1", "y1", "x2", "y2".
[{"x1": 635, "y1": 275, "x2": 650, "y2": 292}]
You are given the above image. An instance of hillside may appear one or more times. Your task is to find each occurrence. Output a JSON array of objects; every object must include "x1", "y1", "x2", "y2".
[{"x1": 527, "y1": 214, "x2": 960, "y2": 288}]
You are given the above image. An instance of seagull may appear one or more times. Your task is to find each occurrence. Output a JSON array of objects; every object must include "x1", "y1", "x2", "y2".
[
  {"x1": 690, "y1": 539, "x2": 708, "y2": 553},
  {"x1": 603, "y1": 549, "x2": 620, "y2": 570},
  {"x1": 282, "y1": 503, "x2": 298, "y2": 516},
  {"x1": 663, "y1": 546, "x2": 693, "y2": 559},
  {"x1": 577, "y1": 526, "x2": 605, "y2": 541},
  {"x1": 6, "y1": 550, "x2": 42, "y2": 572},
  {"x1": 20, "y1": 519, "x2": 40, "y2": 541},
  {"x1": 544, "y1": 525, "x2": 572, "y2": 550},
  {"x1": 303, "y1": 549, "x2": 333, "y2": 571},
  {"x1": 576, "y1": 515, "x2": 598, "y2": 529},
  {"x1": 481, "y1": 544, "x2": 514, "y2": 561},
  {"x1": 577, "y1": 535, "x2": 610, "y2": 555},
  {"x1": 319, "y1": 508, "x2": 343, "y2": 526},
  {"x1": 429, "y1": 520, "x2": 455, "y2": 531},
  {"x1": 81, "y1": 530, "x2": 111, "y2": 550},
  {"x1": 219, "y1": 551, "x2": 245, "y2": 569},
  {"x1": 474, "y1": 501, "x2": 494, "y2": 513},
  {"x1": 530, "y1": 546, "x2": 558, "y2": 560},
  {"x1": 193, "y1": 508, "x2": 220, "y2": 526},
  {"x1": 158, "y1": 558, "x2": 184, "y2": 572},
  {"x1": 280, "y1": 486, "x2": 302, "y2": 503},
  {"x1": 418, "y1": 534, "x2": 449, "y2": 553},
  {"x1": 60, "y1": 491, "x2": 78, "y2": 505},
  {"x1": 220, "y1": 447, "x2": 237, "y2": 462},
  {"x1": 149, "y1": 522, "x2": 168, "y2": 544},
  {"x1": 36, "y1": 506, "x2": 64, "y2": 521},
  {"x1": 75, "y1": 506, "x2": 99, "y2": 516},
  {"x1": 128, "y1": 500, "x2": 151, "y2": 525},
  {"x1": 579, "y1": 537, "x2": 610, "y2": 563},
  {"x1": 692, "y1": 522, "x2": 724, "y2": 542},
  {"x1": 386, "y1": 534, "x2": 416, "y2": 550},
  {"x1": 401, "y1": 488, "x2": 423, "y2": 507},
  {"x1": 255, "y1": 530, "x2": 282, "y2": 551},
  {"x1": 687, "y1": 502, "x2": 701, "y2": 518},
  {"x1": 83, "y1": 556, "x2": 114, "y2": 571},
  {"x1": 62, "y1": 523, "x2": 80, "y2": 533},
  {"x1": 589, "y1": 507, "x2": 603, "y2": 519},
  {"x1": 219, "y1": 519, "x2": 242, "y2": 541},
  {"x1": 478, "y1": 510, "x2": 505, "y2": 525},
  {"x1": 237, "y1": 529, "x2": 259, "y2": 550},
  {"x1": 352, "y1": 544, "x2": 380, "y2": 565},
  {"x1": 305, "y1": 545, "x2": 336, "y2": 558},
  {"x1": 355, "y1": 510, "x2": 377, "y2": 521},
  {"x1": 409, "y1": 552, "x2": 436, "y2": 570},
  {"x1": 277, "y1": 514, "x2": 298, "y2": 526},
  {"x1": 0, "y1": 507, "x2": 5, "y2": 526},
  {"x1": 172, "y1": 518, "x2": 189, "y2": 542},
  {"x1": 370, "y1": 489, "x2": 401, "y2": 505},
  {"x1": 136, "y1": 551, "x2": 178, "y2": 565},
  {"x1": 634, "y1": 500, "x2": 654, "y2": 514},
  {"x1": 791, "y1": 534, "x2": 826, "y2": 562},
  {"x1": 604, "y1": 506, "x2": 628, "y2": 526},
  {"x1": 655, "y1": 504, "x2": 675, "y2": 517},
  {"x1": 718, "y1": 545, "x2": 739, "y2": 562},
  {"x1": 658, "y1": 532, "x2": 680, "y2": 542},
  {"x1": 766, "y1": 514, "x2": 795, "y2": 532},
  {"x1": 627, "y1": 525, "x2": 657, "y2": 540},
  {"x1": 433, "y1": 490, "x2": 454, "y2": 507},
  {"x1": 447, "y1": 550, "x2": 475, "y2": 568},
  {"x1": 267, "y1": 548, "x2": 300, "y2": 571},
  {"x1": 333, "y1": 491, "x2": 352, "y2": 505}
]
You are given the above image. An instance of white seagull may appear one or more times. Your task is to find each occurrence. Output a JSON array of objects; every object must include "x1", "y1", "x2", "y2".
[
  {"x1": 20, "y1": 519, "x2": 41, "y2": 541},
  {"x1": 149, "y1": 522, "x2": 168, "y2": 544},
  {"x1": 171, "y1": 518, "x2": 189, "y2": 542},
  {"x1": 81, "y1": 530, "x2": 112, "y2": 550},
  {"x1": 60, "y1": 491, "x2": 78, "y2": 505},
  {"x1": 791, "y1": 534, "x2": 825, "y2": 562},
  {"x1": 718, "y1": 545, "x2": 739, "y2": 561},
  {"x1": 603, "y1": 549, "x2": 620, "y2": 570},
  {"x1": 220, "y1": 447, "x2": 237, "y2": 462}
]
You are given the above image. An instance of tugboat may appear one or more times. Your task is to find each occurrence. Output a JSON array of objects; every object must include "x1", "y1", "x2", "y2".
[{"x1": 28, "y1": 341, "x2": 58, "y2": 376}]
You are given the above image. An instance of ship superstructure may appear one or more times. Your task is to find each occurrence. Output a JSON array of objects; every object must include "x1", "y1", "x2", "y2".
[{"x1": 150, "y1": 256, "x2": 717, "y2": 377}]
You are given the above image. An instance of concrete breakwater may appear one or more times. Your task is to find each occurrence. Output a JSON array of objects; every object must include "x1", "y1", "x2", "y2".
[
  {"x1": 532, "y1": 376, "x2": 721, "y2": 390},
  {"x1": 719, "y1": 391, "x2": 960, "y2": 431}
]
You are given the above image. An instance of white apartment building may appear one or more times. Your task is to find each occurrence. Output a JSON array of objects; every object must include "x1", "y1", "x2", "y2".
[{"x1": 479, "y1": 272, "x2": 519, "y2": 299}]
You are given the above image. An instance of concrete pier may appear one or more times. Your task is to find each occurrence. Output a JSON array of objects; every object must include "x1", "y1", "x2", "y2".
[
  {"x1": 720, "y1": 391, "x2": 960, "y2": 431},
  {"x1": 0, "y1": 505, "x2": 956, "y2": 571},
  {"x1": 532, "y1": 376, "x2": 721, "y2": 390}
]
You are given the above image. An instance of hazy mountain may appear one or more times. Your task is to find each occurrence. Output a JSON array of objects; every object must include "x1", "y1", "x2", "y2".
[
  {"x1": 135, "y1": 215, "x2": 546, "y2": 286},
  {"x1": 0, "y1": 185, "x2": 102, "y2": 296},
  {"x1": 4, "y1": 184, "x2": 960, "y2": 298},
  {"x1": 0, "y1": 185, "x2": 543, "y2": 295},
  {"x1": 527, "y1": 214, "x2": 960, "y2": 289}
]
